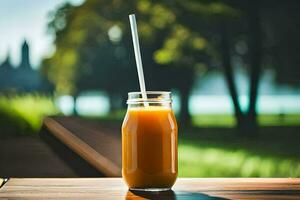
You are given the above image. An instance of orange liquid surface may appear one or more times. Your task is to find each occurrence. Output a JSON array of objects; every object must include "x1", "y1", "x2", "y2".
[{"x1": 122, "y1": 106, "x2": 178, "y2": 189}]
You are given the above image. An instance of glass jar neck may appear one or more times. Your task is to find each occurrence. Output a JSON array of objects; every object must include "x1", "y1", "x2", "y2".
[{"x1": 127, "y1": 91, "x2": 172, "y2": 109}]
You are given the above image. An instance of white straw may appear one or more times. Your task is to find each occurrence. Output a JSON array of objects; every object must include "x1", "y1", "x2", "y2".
[{"x1": 129, "y1": 14, "x2": 148, "y2": 106}]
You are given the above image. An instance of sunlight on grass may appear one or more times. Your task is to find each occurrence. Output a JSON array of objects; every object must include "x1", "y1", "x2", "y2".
[
  {"x1": 192, "y1": 114, "x2": 236, "y2": 127},
  {"x1": 258, "y1": 114, "x2": 300, "y2": 126},
  {"x1": 178, "y1": 141, "x2": 300, "y2": 177},
  {"x1": 0, "y1": 95, "x2": 59, "y2": 134},
  {"x1": 192, "y1": 114, "x2": 300, "y2": 127}
]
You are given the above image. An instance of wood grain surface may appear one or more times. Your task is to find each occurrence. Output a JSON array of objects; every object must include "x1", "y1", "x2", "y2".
[
  {"x1": 43, "y1": 117, "x2": 121, "y2": 177},
  {"x1": 1, "y1": 178, "x2": 300, "y2": 199}
]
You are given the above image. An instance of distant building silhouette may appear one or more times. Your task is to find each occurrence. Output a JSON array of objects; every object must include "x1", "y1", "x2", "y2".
[
  {"x1": 0, "y1": 40, "x2": 53, "y2": 93},
  {"x1": 20, "y1": 41, "x2": 31, "y2": 69}
]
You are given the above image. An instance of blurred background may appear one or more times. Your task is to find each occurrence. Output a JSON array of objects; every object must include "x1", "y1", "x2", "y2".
[{"x1": 0, "y1": 0, "x2": 300, "y2": 177}]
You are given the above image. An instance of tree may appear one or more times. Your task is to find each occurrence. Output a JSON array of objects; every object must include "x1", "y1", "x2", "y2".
[
  {"x1": 172, "y1": 0, "x2": 264, "y2": 133},
  {"x1": 42, "y1": 0, "x2": 230, "y2": 125},
  {"x1": 261, "y1": 0, "x2": 300, "y2": 85}
]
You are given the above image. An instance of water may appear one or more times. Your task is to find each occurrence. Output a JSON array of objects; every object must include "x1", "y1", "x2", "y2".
[
  {"x1": 56, "y1": 69, "x2": 300, "y2": 116},
  {"x1": 189, "y1": 95, "x2": 300, "y2": 114},
  {"x1": 55, "y1": 91, "x2": 109, "y2": 116},
  {"x1": 56, "y1": 94, "x2": 300, "y2": 116}
]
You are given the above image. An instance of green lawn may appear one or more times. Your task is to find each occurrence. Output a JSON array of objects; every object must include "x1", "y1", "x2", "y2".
[
  {"x1": 192, "y1": 114, "x2": 300, "y2": 127},
  {"x1": 0, "y1": 94, "x2": 58, "y2": 136},
  {"x1": 178, "y1": 129, "x2": 300, "y2": 177}
]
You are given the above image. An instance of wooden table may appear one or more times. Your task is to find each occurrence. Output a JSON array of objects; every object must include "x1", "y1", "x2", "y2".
[{"x1": 1, "y1": 178, "x2": 300, "y2": 199}]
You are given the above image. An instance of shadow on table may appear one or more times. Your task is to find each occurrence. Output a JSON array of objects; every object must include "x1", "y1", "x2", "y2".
[{"x1": 126, "y1": 190, "x2": 228, "y2": 200}]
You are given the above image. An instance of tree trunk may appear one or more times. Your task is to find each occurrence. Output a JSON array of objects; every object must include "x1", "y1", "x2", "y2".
[
  {"x1": 73, "y1": 95, "x2": 78, "y2": 116},
  {"x1": 220, "y1": 23, "x2": 245, "y2": 129},
  {"x1": 178, "y1": 68, "x2": 194, "y2": 127},
  {"x1": 108, "y1": 93, "x2": 118, "y2": 112},
  {"x1": 179, "y1": 88, "x2": 191, "y2": 127},
  {"x1": 121, "y1": 93, "x2": 128, "y2": 109},
  {"x1": 245, "y1": 0, "x2": 262, "y2": 130}
]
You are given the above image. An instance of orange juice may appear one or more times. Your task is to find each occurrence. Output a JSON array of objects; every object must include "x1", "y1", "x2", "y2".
[{"x1": 122, "y1": 106, "x2": 178, "y2": 190}]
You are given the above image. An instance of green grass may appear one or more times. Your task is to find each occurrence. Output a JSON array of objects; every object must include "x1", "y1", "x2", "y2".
[
  {"x1": 258, "y1": 114, "x2": 300, "y2": 126},
  {"x1": 179, "y1": 141, "x2": 300, "y2": 177},
  {"x1": 0, "y1": 94, "x2": 59, "y2": 135},
  {"x1": 178, "y1": 130, "x2": 300, "y2": 177},
  {"x1": 192, "y1": 114, "x2": 300, "y2": 127},
  {"x1": 192, "y1": 114, "x2": 236, "y2": 127}
]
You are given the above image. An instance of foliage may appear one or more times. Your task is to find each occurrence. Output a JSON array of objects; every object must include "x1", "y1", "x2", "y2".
[
  {"x1": 43, "y1": 0, "x2": 238, "y2": 95},
  {"x1": 0, "y1": 95, "x2": 59, "y2": 136}
]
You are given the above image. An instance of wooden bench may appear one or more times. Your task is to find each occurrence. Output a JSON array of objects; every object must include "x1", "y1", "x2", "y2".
[{"x1": 41, "y1": 116, "x2": 122, "y2": 177}]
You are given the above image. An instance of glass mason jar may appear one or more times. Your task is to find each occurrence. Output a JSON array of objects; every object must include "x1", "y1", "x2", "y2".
[{"x1": 122, "y1": 91, "x2": 178, "y2": 191}]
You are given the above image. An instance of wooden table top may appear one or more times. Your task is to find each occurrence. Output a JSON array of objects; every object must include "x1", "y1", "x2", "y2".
[{"x1": 1, "y1": 178, "x2": 300, "y2": 199}]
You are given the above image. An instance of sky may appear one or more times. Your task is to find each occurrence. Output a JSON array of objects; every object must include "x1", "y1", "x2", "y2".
[{"x1": 0, "y1": 0, "x2": 84, "y2": 69}]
